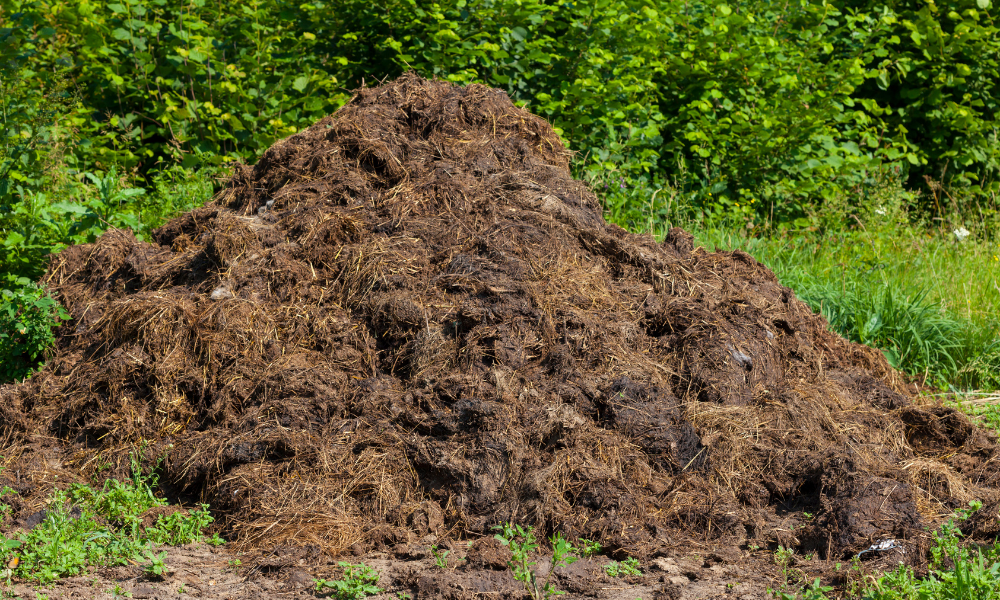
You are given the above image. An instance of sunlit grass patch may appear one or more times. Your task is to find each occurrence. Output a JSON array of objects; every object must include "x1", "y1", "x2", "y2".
[
  {"x1": 0, "y1": 454, "x2": 221, "y2": 585},
  {"x1": 690, "y1": 226, "x2": 1000, "y2": 391}
]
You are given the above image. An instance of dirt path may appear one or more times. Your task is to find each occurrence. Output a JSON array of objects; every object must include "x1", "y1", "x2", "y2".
[{"x1": 11, "y1": 542, "x2": 794, "y2": 600}]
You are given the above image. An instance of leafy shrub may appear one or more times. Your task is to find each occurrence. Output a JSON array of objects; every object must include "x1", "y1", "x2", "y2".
[
  {"x1": 0, "y1": 8, "x2": 69, "y2": 206},
  {"x1": 851, "y1": 0, "x2": 1000, "y2": 206},
  {"x1": 1, "y1": 162, "x2": 218, "y2": 280},
  {"x1": 0, "y1": 276, "x2": 68, "y2": 382},
  {"x1": 341, "y1": 0, "x2": 1000, "y2": 219},
  {"x1": 3, "y1": 0, "x2": 353, "y2": 170},
  {"x1": 1, "y1": 9, "x2": 78, "y2": 279}
]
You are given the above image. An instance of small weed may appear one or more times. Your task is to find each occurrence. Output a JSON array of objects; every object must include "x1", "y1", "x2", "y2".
[
  {"x1": 177, "y1": 584, "x2": 186, "y2": 594},
  {"x1": 111, "y1": 584, "x2": 131, "y2": 599},
  {"x1": 604, "y1": 556, "x2": 641, "y2": 578},
  {"x1": 493, "y1": 523, "x2": 539, "y2": 592},
  {"x1": 578, "y1": 539, "x2": 602, "y2": 558},
  {"x1": 493, "y1": 523, "x2": 579, "y2": 600},
  {"x1": 799, "y1": 578, "x2": 834, "y2": 600},
  {"x1": 430, "y1": 545, "x2": 450, "y2": 569},
  {"x1": 146, "y1": 504, "x2": 214, "y2": 546},
  {"x1": 767, "y1": 545, "x2": 800, "y2": 599},
  {"x1": 227, "y1": 558, "x2": 242, "y2": 571},
  {"x1": 314, "y1": 562, "x2": 381, "y2": 599},
  {"x1": 143, "y1": 550, "x2": 168, "y2": 579}
]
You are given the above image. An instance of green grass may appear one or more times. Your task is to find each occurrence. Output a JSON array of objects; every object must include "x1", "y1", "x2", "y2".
[
  {"x1": 0, "y1": 454, "x2": 221, "y2": 585},
  {"x1": 691, "y1": 226, "x2": 1000, "y2": 391}
]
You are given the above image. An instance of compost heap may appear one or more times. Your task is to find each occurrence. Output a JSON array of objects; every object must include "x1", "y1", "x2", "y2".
[{"x1": 3, "y1": 74, "x2": 999, "y2": 563}]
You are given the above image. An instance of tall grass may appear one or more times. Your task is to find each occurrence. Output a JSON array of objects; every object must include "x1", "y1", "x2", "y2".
[{"x1": 692, "y1": 229, "x2": 1000, "y2": 391}]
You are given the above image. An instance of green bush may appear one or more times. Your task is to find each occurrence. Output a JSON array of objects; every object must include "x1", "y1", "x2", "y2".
[
  {"x1": 2, "y1": 0, "x2": 354, "y2": 169},
  {"x1": 850, "y1": 0, "x2": 1000, "y2": 207},
  {"x1": 335, "y1": 0, "x2": 1000, "y2": 220},
  {"x1": 0, "y1": 276, "x2": 68, "y2": 382},
  {"x1": 5, "y1": 0, "x2": 999, "y2": 227},
  {"x1": 0, "y1": 7, "x2": 69, "y2": 204}
]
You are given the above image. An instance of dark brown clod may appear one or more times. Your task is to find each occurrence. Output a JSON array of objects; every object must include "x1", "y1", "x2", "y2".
[{"x1": 463, "y1": 537, "x2": 512, "y2": 571}]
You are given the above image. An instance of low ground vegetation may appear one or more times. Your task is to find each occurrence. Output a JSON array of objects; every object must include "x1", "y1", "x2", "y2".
[{"x1": 0, "y1": 453, "x2": 219, "y2": 588}]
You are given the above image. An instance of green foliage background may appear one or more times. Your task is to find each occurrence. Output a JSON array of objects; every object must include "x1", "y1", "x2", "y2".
[{"x1": 4, "y1": 0, "x2": 999, "y2": 219}]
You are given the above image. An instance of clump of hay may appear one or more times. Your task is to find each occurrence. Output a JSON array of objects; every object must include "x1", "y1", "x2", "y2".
[{"x1": 3, "y1": 74, "x2": 999, "y2": 564}]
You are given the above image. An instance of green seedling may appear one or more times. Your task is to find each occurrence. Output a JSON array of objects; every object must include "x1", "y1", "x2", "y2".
[
  {"x1": 493, "y1": 523, "x2": 579, "y2": 600},
  {"x1": 604, "y1": 556, "x2": 641, "y2": 578},
  {"x1": 430, "y1": 545, "x2": 450, "y2": 569},
  {"x1": 578, "y1": 539, "x2": 602, "y2": 558},
  {"x1": 110, "y1": 584, "x2": 131, "y2": 599},
  {"x1": 314, "y1": 562, "x2": 381, "y2": 599},
  {"x1": 143, "y1": 550, "x2": 168, "y2": 578}
]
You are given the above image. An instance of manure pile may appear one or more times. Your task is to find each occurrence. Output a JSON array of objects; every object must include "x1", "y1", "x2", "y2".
[{"x1": 3, "y1": 74, "x2": 999, "y2": 562}]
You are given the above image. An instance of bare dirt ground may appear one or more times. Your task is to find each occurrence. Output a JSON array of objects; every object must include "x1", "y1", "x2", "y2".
[
  {"x1": 12, "y1": 538, "x2": 918, "y2": 600},
  {"x1": 12, "y1": 542, "x2": 788, "y2": 600}
]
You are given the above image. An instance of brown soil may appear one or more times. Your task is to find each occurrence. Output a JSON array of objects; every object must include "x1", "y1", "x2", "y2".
[
  {"x1": 3, "y1": 73, "x2": 1000, "y2": 588},
  {"x1": 9, "y1": 541, "x2": 783, "y2": 600}
]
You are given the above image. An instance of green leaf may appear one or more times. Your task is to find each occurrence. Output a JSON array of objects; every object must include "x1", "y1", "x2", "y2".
[{"x1": 292, "y1": 76, "x2": 309, "y2": 92}]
